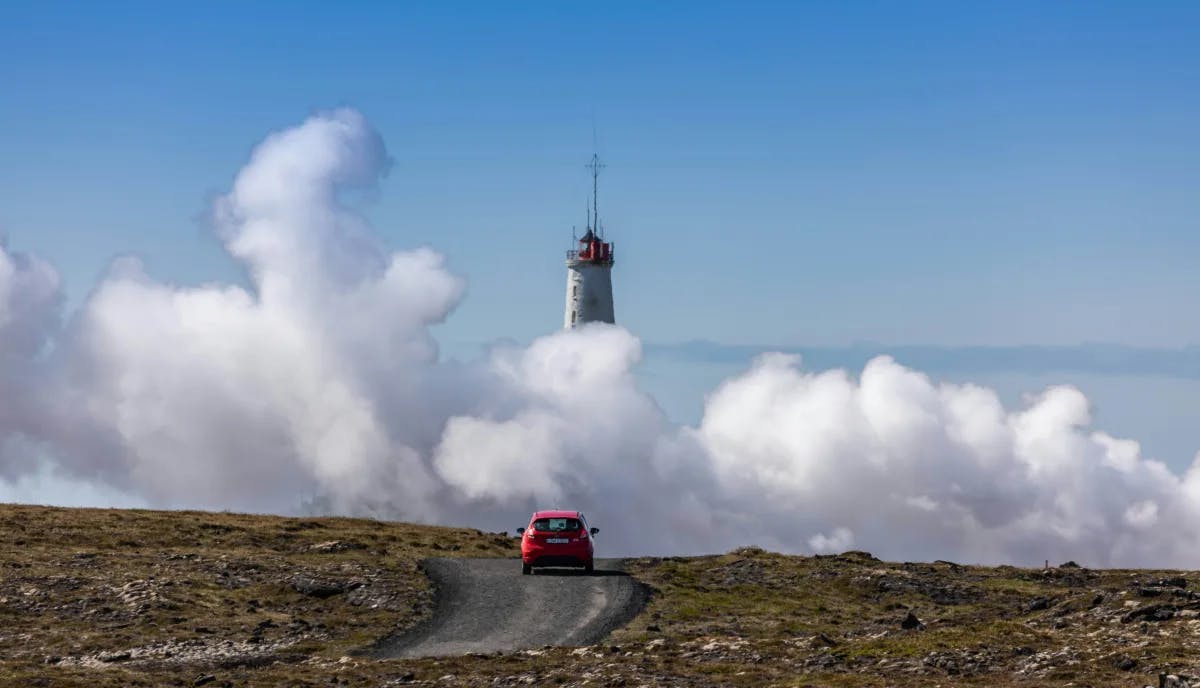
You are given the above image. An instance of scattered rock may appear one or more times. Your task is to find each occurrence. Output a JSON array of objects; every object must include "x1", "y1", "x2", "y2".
[
  {"x1": 1123, "y1": 603, "x2": 1179, "y2": 624},
  {"x1": 802, "y1": 652, "x2": 843, "y2": 670},
  {"x1": 1113, "y1": 655, "x2": 1137, "y2": 671},
  {"x1": 194, "y1": 675, "x2": 216, "y2": 686},
  {"x1": 289, "y1": 575, "x2": 360, "y2": 598},
  {"x1": 865, "y1": 569, "x2": 980, "y2": 606},
  {"x1": 1027, "y1": 597, "x2": 1052, "y2": 611},
  {"x1": 57, "y1": 635, "x2": 309, "y2": 669},
  {"x1": 921, "y1": 647, "x2": 998, "y2": 676},
  {"x1": 114, "y1": 578, "x2": 167, "y2": 609},
  {"x1": 1015, "y1": 645, "x2": 1081, "y2": 677},
  {"x1": 901, "y1": 611, "x2": 924, "y2": 630},
  {"x1": 814, "y1": 632, "x2": 838, "y2": 647},
  {"x1": 309, "y1": 540, "x2": 366, "y2": 553},
  {"x1": 717, "y1": 557, "x2": 769, "y2": 586}
]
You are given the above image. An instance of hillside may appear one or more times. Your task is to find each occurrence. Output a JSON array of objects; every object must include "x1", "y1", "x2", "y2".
[
  {"x1": 0, "y1": 504, "x2": 512, "y2": 686},
  {"x1": 2, "y1": 504, "x2": 1198, "y2": 687}
]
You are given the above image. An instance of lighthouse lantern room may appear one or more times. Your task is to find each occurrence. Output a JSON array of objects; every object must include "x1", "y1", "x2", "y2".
[{"x1": 564, "y1": 154, "x2": 615, "y2": 328}]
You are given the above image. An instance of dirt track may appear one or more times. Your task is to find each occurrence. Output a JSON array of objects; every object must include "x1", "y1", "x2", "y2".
[{"x1": 370, "y1": 558, "x2": 647, "y2": 658}]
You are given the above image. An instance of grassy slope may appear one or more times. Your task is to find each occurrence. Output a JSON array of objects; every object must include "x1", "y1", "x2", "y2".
[
  {"x1": 612, "y1": 548, "x2": 1200, "y2": 686},
  {"x1": 0, "y1": 504, "x2": 514, "y2": 686},
  {"x1": 2, "y1": 505, "x2": 1199, "y2": 687}
]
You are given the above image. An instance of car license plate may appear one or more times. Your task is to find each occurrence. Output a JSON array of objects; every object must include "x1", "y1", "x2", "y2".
[{"x1": 546, "y1": 538, "x2": 569, "y2": 544}]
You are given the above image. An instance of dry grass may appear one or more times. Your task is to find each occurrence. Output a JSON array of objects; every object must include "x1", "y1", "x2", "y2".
[
  {"x1": 0, "y1": 503, "x2": 515, "y2": 686},
  {"x1": 3, "y1": 505, "x2": 1199, "y2": 687},
  {"x1": 602, "y1": 547, "x2": 1200, "y2": 686}
]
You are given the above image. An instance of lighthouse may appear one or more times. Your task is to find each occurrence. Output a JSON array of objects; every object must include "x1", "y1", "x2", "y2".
[{"x1": 564, "y1": 154, "x2": 615, "y2": 328}]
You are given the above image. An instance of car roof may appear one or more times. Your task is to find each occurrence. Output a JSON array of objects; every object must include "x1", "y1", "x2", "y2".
[{"x1": 531, "y1": 510, "x2": 582, "y2": 519}]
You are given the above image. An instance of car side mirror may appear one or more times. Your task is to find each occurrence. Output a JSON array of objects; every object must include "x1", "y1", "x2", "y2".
[
  {"x1": 516, "y1": 527, "x2": 525, "y2": 535},
  {"x1": 590, "y1": 527, "x2": 599, "y2": 536}
]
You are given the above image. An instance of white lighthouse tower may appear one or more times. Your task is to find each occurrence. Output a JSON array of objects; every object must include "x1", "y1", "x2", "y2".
[{"x1": 564, "y1": 154, "x2": 615, "y2": 328}]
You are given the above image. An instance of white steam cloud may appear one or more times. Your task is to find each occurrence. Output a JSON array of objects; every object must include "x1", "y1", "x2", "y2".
[{"x1": 2, "y1": 109, "x2": 1199, "y2": 567}]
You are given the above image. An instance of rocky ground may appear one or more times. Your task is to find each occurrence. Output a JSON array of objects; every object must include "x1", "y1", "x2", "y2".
[
  {"x1": 2, "y1": 505, "x2": 1199, "y2": 686},
  {"x1": 0, "y1": 504, "x2": 511, "y2": 686},
  {"x1": 605, "y1": 548, "x2": 1200, "y2": 687}
]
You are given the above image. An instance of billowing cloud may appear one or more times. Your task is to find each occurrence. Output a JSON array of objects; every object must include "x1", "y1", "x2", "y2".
[
  {"x1": 1, "y1": 109, "x2": 1198, "y2": 568},
  {"x1": 0, "y1": 242, "x2": 62, "y2": 480},
  {"x1": 56, "y1": 109, "x2": 461, "y2": 515}
]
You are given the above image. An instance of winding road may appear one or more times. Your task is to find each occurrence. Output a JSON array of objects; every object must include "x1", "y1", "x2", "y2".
[{"x1": 371, "y1": 558, "x2": 647, "y2": 658}]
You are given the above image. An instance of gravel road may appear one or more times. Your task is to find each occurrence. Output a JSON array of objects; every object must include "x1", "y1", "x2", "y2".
[{"x1": 371, "y1": 558, "x2": 648, "y2": 658}]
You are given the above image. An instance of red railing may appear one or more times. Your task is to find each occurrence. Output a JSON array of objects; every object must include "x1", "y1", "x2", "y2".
[{"x1": 566, "y1": 242, "x2": 615, "y2": 263}]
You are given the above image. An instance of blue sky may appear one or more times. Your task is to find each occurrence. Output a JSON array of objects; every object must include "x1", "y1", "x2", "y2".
[{"x1": 2, "y1": 3, "x2": 1199, "y2": 463}]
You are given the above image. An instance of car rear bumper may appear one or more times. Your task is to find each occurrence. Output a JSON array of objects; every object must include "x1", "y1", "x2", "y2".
[
  {"x1": 526, "y1": 554, "x2": 591, "y2": 568},
  {"x1": 522, "y1": 542, "x2": 592, "y2": 567}
]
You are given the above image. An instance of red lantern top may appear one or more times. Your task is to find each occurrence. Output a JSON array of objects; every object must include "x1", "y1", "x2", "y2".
[{"x1": 569, "y1": 228, "x2": 613, "y2": 264}]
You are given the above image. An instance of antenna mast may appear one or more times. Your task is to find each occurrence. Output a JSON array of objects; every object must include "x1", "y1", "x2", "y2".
[{"x1": 585, "y1": 153, "x2": 605, "y2": 235}]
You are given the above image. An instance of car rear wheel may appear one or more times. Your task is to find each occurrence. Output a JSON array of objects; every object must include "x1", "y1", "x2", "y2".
[
  {"x1": 584, "y1": 561, "x2": 594, "y2": 574},
  {"x1": 522, "y1": 563, "x2": 532, "y2": 575}
]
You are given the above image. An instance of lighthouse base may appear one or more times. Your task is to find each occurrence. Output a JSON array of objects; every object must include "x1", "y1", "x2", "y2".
[{"x1": 564, "y1": 261, "x2": 615, "y2": 328}]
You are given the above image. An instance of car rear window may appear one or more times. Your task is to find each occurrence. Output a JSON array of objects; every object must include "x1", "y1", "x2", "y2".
[{"x1": 531, "y1": 517, "x2": 582, "y2": 532}]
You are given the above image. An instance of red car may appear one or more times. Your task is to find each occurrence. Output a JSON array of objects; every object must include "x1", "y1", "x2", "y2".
[{"x1": 517, "y1": 510, "x2": 598, "y2": 575}]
